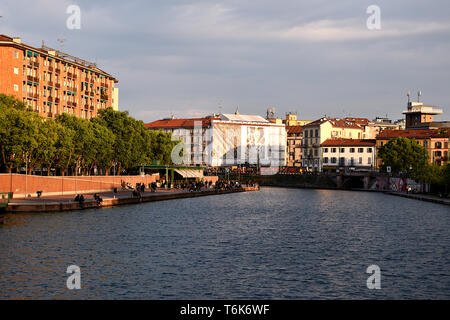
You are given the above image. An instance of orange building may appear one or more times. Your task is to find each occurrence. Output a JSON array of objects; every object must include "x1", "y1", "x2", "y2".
[
  {"x1": 286, "y1": 126, "x2": 303, "y2": 167},
  {"x1": 376, "y1": 129, "x2": 450, "y2": 167},
  {"x1": 0, "y1": 34, "x2": 118, "y2": 119}
]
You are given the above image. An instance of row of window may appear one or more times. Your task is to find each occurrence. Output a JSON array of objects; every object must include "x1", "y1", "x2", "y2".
[
  {"x1": 324, "y1": 157, "x2": 372, "y2": 165},
  {"x1": 304, "y1": 129, "x2": 319, "y2": 138},
  {"x1": 324, "y1": 147, "x2": 372, "y2": 153}
]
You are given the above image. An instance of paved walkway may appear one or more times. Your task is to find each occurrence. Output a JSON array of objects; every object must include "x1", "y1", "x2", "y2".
[
  {"x1": 8, "y1": 188, "x2": 202, "y2": 205},
  {"x1": 388, "y1": 192, "x2": 450, "y2": 206}
]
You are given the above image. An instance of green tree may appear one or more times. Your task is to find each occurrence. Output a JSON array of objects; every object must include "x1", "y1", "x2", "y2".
[
  {"x1": 378, "y1": 137, "x2": 429, "y2": 177},
  {"x1": 0, "y1": 101, "x2": 40, "y2": 173},
  {"x1": 53, "y1": 123, "x2": 76, "y2": 176},
  {"x1": 96, "y1": 108, "x2": 152, "y2": 174},
  {"x1": 149, "y1": 130, "x2": 179, "y2": 164},
  {"x1": 89, "y1": 121, "x2": 115, "y2": 174},
  {"x1": 56, "y1": 113, "x2": 94, "y2": 175},
  {"x1": 28, "y1": 119, "x2": 58, "y2": 175}
]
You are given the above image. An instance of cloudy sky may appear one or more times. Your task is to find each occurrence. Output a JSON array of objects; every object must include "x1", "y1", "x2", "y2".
[{"x1": 1, "y1": 0, "x2": 449, "y2": 122}]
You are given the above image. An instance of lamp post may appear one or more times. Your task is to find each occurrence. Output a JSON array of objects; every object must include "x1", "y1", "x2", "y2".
[{"x1": 25, "y1": 151, "x2": 28, "y2": 198}]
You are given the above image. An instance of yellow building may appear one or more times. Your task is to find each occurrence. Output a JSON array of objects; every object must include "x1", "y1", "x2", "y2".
[{"x1": 302, "y1": 117, "x2": 369, "y2": 171}]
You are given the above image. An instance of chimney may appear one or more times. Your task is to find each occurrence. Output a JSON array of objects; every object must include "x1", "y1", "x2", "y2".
[{"x1": 12, "y1": 37, "x2": 21, "y2": 44}]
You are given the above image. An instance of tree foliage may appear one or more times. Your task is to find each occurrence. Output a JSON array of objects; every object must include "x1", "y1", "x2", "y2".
[
  {"x1": 0, "y1": 94, "x2": 176, "y2": 175},
  {"x1": 378, "y1": 137, "x2": 429, "y2": 177}
]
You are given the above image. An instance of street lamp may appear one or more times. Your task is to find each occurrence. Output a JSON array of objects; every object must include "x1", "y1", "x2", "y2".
[{"x1": 25, "y1": 151, "x2": 29, "y2": 197}]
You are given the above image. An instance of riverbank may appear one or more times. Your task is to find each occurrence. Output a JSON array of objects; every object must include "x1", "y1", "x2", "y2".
[
  {"x1": 1, "y1": 186, "x2": 259, "y2": 213},
  {"x1": 387, "y1": 192, "x2": 450, "y2": 206}
]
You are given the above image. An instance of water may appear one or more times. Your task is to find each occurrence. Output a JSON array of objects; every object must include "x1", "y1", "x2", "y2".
[{"x1": 0, "y1": 187, "x2": 449, "y2": 299}]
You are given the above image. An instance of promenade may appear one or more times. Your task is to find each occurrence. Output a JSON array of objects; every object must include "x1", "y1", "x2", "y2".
[
  {"x1": 2, "y1": 186, "x2": 259, "y2": 213},
  {"x1": 388, "y1": 192, "x2": 450, "y2": 206}
]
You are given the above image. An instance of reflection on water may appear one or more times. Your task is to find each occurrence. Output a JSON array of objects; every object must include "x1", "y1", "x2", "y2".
[{"x1": 0, "y1": 187, "x2": 449, "y2": 299}]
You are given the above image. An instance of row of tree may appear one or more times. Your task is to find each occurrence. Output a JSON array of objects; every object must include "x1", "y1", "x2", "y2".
[
  {"x1": 0, "y1": 94, "x2": 177, "y2": 176},
  {"x1": 378, "y1": 136, "x2": 450, "y2": 192}
]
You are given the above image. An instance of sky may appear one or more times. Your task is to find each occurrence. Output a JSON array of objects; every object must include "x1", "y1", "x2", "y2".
[{"x1": 1, "y1": 0, "x2": 450, "y2": 123}]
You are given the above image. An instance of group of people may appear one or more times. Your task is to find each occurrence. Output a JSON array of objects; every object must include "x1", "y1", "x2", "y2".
[
  {"x1": 121, "y1": 181, "x2": 135, "y2": 190},
  {"x1": 174, "y1": 180, "x2": 214, "y2": 192},
  {"x1": 214, "y1": 180, "x2": 243, "y2": 191},
  {"x1": 73, "y1": 193, "x2": 103, "y2": 205}
]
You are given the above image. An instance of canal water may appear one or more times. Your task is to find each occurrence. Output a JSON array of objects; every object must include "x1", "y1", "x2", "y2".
[{"x1": 0, "y1": 187, "x2": 449, "y2": 299}]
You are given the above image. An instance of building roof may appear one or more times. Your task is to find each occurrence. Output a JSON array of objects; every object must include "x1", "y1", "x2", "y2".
[
  {"x1": 220, "y1": 114, "x2": 268, "y2": 123},
  {"x1": 145, "y1": 117, "x2": 218, "y2": 129},
  {"x1": 402, "y1": 102, "x2": 443, "y2": 115},
  {"x1": 304, "y1": 117, "x2": 367, "y2": 129},
  {"x1": 321, "y1": 139, "x2": 375, "y2": 147},
  {"x1": 376, "y1": 129, "x2": 450, "y2": 139},
  {"x1": 0, "y1": 34, "x2": 117, "y2": 82},
  {"x1": 286, "y1": 126, "x2": 303, "y2": 134}
]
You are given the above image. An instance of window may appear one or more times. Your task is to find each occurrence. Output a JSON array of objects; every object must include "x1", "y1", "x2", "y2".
[
  {"x1": 324, "y1": 157, "x2": 329, "y2": 163},
  {"x1": 314, "y1": 149, "x2": 318, "y2": 156},
  {"x1": 340, "y1": 148, "x2": 345, "y2": 153},
  {"x1": 331, "y1": 148, "x2": 337, "y2": 153},
  {"x1": 13, "y1": 67, "x2": 19, "y2": 75},
  {"x1": 350, "y1": 157, "x2": 354, "y2": 165},
  {"x1": 331, "y1": 157, "x2": 337, "y2": 164},
  {"x1": 359, "y1": 157, "x2": 362, "y2": 164},
  {"x1": 315, "y1": 129, "x2": 318, "y2": 137},
  {"x1": 339, "y1": 157, "x2": 345, "y2": 165},
  {"x1": 324, "y1": 148, "x2": 328, "y2": 153},
  {"x1": 14, "y1": 50, "x2": 19, "y2": 59},
  {"x1": 358, "y1": 148, "x2": 364, "y2": 153},
  {"x1": 305, "y1": 131, "x2": 308, "y2": 138},
  {"x1": 435, "y1": 142, "x2": 442, "y2": 149},
  {"x1": 350, "y1": 148, "x2": 355, "y2": 153},
  {"x1": 13, "y1": 84, "x2": 19, "y2": 92},
  {"x1": 368, "y1": 158, "x2": 372, "y2": 165},
  {"x1": 367, "y1": 148, "x2": 372, "y2": 153}
]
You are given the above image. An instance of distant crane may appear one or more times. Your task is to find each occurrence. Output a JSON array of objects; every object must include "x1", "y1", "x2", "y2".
[{"x1": 57, "y1": 35, "x2": 66, "y2": 49}]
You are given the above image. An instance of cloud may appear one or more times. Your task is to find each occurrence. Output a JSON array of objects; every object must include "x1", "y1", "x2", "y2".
[{"x1": 2, "y1": 0, "x2": 450, "y2": 122}]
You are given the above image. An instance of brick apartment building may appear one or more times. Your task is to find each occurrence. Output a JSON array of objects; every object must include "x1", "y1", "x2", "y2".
[{"x1": 0, "y1": 34, "x2": 118, "y2": 119}]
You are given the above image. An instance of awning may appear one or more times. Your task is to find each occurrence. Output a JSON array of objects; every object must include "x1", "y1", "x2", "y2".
[{"x1": 175, "y1": 169, "x2": 204, "y2": 178}]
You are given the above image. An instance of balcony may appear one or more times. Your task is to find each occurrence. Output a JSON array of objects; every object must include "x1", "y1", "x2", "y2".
[
  {"x1": 27, "y1": 75, "x2": 39, "y2": 83},
  {"x1": 100, "y1": 94, "x2": 108, "y2": 100},
  {"x1": 55, "y1": 68, "x2": 61, "y2": 74},
  {"x1": 47, "y1": 96, "x2": 53, "y2": 102},
  {"x1": 33, "y1": 62, "x2": 40, "y2": 68},
  {"x1": 55, "y1": 83, "x2": 61, "y2": 89},
  {"x1": 55, "y1": 98, "x2": 60, "y2": 104},
  {"x1": 47, "y1": 81, "x2": 54, "y2": 87},
  {"x1": 48, "y1": 66, "x2": 54, "y2": 72},
  {"x1": 47, "y1": 112, "x2": 53, "y2": 118}
]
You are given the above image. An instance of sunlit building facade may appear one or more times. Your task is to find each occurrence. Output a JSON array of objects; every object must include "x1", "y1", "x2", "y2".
[{"x1": 0, "y1": 34, "x2": 118, "y2": 119}]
